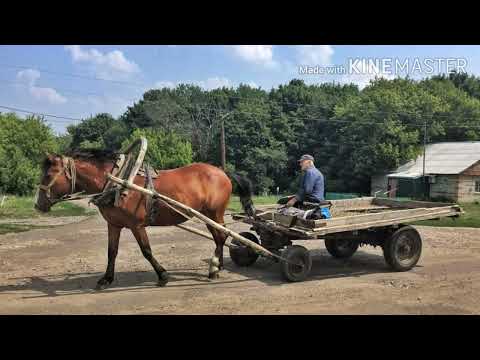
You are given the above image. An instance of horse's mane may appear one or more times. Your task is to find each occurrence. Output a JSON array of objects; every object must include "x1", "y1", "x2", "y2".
[{"x1": 65, "y1": 148, "x2": 120, "y2": 161}]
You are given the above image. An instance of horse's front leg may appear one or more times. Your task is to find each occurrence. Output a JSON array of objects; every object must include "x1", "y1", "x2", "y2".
[
  {"x1": 131, "y1": 226, "x2": 169, "y2": 287},
  {"x1": 96, "y1": 223, "x2": 122, "y2": 290}
]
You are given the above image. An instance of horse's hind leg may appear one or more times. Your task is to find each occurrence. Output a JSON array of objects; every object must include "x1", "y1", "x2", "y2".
[
  {"x1": 96, "y1": 223, "x2": 122, "y2": 290},
  {"x1": 206, "y1": 210, "x2": 228, "y2": 279},
  {"x1": 131, "y1": 226, "x2": 169, "y2": 287}
]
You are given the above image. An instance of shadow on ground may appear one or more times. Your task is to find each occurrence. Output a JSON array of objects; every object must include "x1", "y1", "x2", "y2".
[{"x1": 0, "y1": 249, "x2": 417, "y2": 299}]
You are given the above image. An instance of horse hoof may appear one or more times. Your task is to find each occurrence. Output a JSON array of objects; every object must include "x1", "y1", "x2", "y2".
[
  {"x1": 95, "y1": 278, "x2": 113, "y2": 291},
  {"x1": 208, "y1": 272, "x2": 219, "y2": 280},
  {"x1": 157, "y1": 279, "x2": 169, "y2": 287},
  {"x1": 157, "y1": 272, "x2": 169, "y2": 287}
]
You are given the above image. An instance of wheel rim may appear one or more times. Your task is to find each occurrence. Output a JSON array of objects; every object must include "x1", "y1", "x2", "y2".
[
  {"x1": 395, "y1": 233, "x2": 418, "y2": 264},
  {"x1": 288, "y1": 255, "x2": 305, "y2": 275},
  {"x1": 337, "y1": 239, "x2": 354, "y2": 252}
]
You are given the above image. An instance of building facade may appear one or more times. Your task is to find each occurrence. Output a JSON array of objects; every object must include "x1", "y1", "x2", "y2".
[{"x1": 371, "y1": 142, "x2": 480, "y2": 203}]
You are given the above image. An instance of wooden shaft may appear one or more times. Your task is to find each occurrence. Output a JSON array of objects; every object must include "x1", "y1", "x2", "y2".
[
  {"x1": 119, "y1": 137, "x2": 148, "y2": 200},
  {"x1": 175, "y1": 224, "x2": 235, "y2": 249},
  {"x1": 176, "y1": 224, "x2": 213, "y2": 240},
  {"x1": 106, "y1": 174, "x2": 279, "y2": 261}
]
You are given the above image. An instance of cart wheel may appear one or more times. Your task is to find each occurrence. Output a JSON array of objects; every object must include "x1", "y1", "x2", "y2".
[
  {"x1": 280, "y1": 245, "x2": 312, "y2": 282},
  {"x1": 324, "y1": 238, "x2": 359, "y2": 259},
  {"x1": 383, "y1": 226, "x2": 422, "y2": 272},
  {"x1": 229, "y1": 232, "x2": 260, "y2": 267}
]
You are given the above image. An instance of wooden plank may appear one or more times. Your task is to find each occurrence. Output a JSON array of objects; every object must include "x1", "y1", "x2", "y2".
[
  {"x1": 372, "y1": 198, "x2": 454, "y2": 208},
  {"x1": 321, "y1": 207, "x2": 450, "y2": 228},
  {"x1": 310, "y1": 208, "x2": 460, "y2": 236},
  {"x1": 329, "y1": 197, "x2": 374, "y2": 211}
]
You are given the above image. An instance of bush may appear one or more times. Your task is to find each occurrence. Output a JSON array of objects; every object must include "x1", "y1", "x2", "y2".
[{"x1": 0, "y1": 113, "x2": 58, "y2": 195}]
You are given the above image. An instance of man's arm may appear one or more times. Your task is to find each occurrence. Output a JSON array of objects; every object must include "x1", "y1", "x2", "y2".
[{"x1": 295, "y1": 171, "x2": 311, "y2": 202}]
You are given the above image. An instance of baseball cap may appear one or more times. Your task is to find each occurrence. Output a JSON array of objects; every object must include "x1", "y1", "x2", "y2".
[{"x1": 298, "y1": 154, "x2": 314, "y2": 162}]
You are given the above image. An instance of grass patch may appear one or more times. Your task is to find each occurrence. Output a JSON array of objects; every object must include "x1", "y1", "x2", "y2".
[
  {"x1": 412, "y1": 202, "x2": 480, "y2": 228},
  {"x1": 228, "y1": 195, "x2": 280, "y2": 212},
  {"x1": 0, "y1": 196, "x2": 96, "y2": 219},
  {"x1": 0, "y1": 223, "x2": 52, "y2": 235}
]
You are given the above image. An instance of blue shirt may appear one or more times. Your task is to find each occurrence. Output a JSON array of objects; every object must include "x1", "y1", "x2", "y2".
[{"x1": 296, "y1": 166, "x2": 325, "y2": 202}]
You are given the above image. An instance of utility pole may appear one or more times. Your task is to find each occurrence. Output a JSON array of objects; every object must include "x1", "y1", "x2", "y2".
[
  {"x1": 423, "y1": 118, "x2": 427, "y2": 178},
  {"x1": 219, "y1": 112, "x2": 231, "y2": 170},
  {"x1": 422, "y1": 117, "x2": 428, "y2": 199}
]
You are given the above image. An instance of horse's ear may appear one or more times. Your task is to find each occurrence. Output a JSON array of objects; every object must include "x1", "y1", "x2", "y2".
[{"x1": 44, "y1": 153, "x2": 56, "y2": 163}]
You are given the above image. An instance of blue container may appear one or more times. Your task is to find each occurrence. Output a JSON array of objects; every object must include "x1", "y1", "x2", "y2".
[{"x1": 321, "y1": 207, "x2": 332, "y2": 219}]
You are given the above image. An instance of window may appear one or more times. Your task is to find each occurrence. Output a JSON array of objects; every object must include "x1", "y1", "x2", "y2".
[{"x1": 476, "y1": 180, "x2": 480, "y2": 193}]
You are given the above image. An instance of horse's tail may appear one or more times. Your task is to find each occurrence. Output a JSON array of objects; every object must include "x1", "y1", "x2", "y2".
[{"x1": 229, "y1": 173, "x2": 256, "y2": 217}]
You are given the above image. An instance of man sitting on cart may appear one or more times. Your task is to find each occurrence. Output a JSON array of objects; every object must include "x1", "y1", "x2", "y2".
[{"x1": 285, "y1": 154, "x2": 325, "y2": 208}]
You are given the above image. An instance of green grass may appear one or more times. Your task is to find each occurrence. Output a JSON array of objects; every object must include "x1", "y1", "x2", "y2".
[
  {"x1": 0, "y1": 196, "x2": 96, "y2": 219},
  {"x1": 228, "y1": 195, "x2": 280, "y2": 212},
  {"x1": 412, "y1": 202, "x2": 480, "y2": 228},
  {"x1": 0, "y1": 223, "x2": 52, "y2": 235}
]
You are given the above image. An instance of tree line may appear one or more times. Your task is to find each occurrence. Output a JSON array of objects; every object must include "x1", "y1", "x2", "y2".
[{"x1": 2, "y1": 71, "x2": 480, "y2": 196}]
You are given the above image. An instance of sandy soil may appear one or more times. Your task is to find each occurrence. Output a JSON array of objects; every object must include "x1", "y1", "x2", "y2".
[{"x1": 1, "y1": 205, "x2": 479, "y2": 314}]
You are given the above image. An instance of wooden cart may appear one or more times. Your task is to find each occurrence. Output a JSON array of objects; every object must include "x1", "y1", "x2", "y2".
[
  {"x1": 230, "y1": 197, "x2": 463, "y2": 281},
  {"x1": 103, "y1": 138, "x2": 463, "y2": 282}
]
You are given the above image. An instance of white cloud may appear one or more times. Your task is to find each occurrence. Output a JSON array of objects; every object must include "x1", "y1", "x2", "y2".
[
  {"x1": 296, "y1": 45, "x2": 334, "y2": 65},
  {"x1": 229, "y1": 45, "x2": 277, "y2": 68},
  {"x1": 16, "y1": 69, "x2": 67, "y2": 105},
  {"x1": 16, "y1": 69, "x2": 40, "y2": 85},
  {"x1": 30, "y1": 87, "x2": 68, "y2": 104},
  {"x1": 154, "y1": 81, "x2": 176, "y2": 89},
  {"x1": 64, "y1": 45, "x2": 140, "y2": 78},
  {"x1": 197, "y1": 77, "x2": 232, "y2": 90},
  {"x1": 154, "y1": 77, "x2": 233, "y2": 90}
]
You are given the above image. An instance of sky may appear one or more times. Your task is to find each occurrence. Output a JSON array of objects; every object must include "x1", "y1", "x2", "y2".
[{"x1": 1, "y1": 45, "x2": 480, "y2": 134}]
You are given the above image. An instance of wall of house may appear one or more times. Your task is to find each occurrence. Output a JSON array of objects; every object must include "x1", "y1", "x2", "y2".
[
  {"x1": 371, "y1": 166, "x2": 480, "y2": 202},
  {"x1": 429, "y1": 175, "x2": 459, "y2": 202},
  {"x1": 457, "y1": 162, "x2": 480, "y2": 202},
  {"x1": 370, "y1": 174, "x2": 389, "y2": 196},
  {"x1": 456, "y1": 175, "x2": 480, "y2": 202}
]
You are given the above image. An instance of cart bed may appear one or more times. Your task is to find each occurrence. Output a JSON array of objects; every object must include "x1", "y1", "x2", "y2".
[{"x1": 232, "y1": 197, "x2": 463, "y2": 238}]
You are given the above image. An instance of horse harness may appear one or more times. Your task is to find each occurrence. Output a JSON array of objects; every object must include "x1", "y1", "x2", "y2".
[
  {"x1": 38, "y1": 154, "x2": 174, "y2": 224},
  {"x1": 38, "y1": 156, "x2": 77, "y2": 205}
]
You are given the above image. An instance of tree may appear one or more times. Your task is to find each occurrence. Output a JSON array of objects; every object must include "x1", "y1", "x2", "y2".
[
  {"x1": 220, "y1": 100, "x2": 288, "y2": 194},
  {"x1": 67, "y1": 113, "x2": 117, "y2": 150},
  {"x1": 121, "y1": 128, "x2": 193, "y2": 170},
  {"x1": 0, "y1": 113, "x2": 58, "y2": 195}
]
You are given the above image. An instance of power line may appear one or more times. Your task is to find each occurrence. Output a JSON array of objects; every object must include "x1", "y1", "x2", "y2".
[
  {"x1": 4, "y1": 103, "x2": 480, "y2": 132},
  {"x1": 0, "y1": 79, "x2": 141, "y2": 104},
  {"x1": 0, "y1": 105, "x2": 82, "y2": 123},
  {"x1": 0, "y1": 64, "x2": 147, "y2": 88},
  {"x1": 3, "y1": 64, "x2": 480, "y2": 121}
]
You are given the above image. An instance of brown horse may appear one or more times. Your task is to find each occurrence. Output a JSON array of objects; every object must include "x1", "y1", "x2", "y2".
[{"x1": 35, "y1": 149, "x2": 254, "y2": 290}]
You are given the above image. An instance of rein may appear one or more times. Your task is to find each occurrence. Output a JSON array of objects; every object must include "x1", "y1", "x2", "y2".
[{"x1": 38, "y1": 156, "x2": 78, "y2": 205}]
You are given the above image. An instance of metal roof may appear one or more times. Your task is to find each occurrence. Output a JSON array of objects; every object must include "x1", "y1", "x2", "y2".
[{"x1": 388, "y1": 141, "x2": 480, "y2": 177}]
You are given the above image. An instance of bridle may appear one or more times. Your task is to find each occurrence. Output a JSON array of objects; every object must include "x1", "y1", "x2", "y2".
[{"x1": 37, "y1": 156, "x2": 77, "y2": 206}]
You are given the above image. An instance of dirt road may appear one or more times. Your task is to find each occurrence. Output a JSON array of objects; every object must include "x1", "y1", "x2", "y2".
[{"x1": 1, "y1": 205, "x2": 480, "y2": 314}]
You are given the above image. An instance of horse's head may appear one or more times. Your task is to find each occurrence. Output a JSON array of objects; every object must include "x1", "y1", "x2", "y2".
[{"x1": 35, "y1": 154, "x2": 76, "y2": 212}]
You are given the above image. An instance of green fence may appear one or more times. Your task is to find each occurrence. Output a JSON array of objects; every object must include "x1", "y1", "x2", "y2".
[{"x1": 325, "y1": 192, "x2": 360, "y2": 200}]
